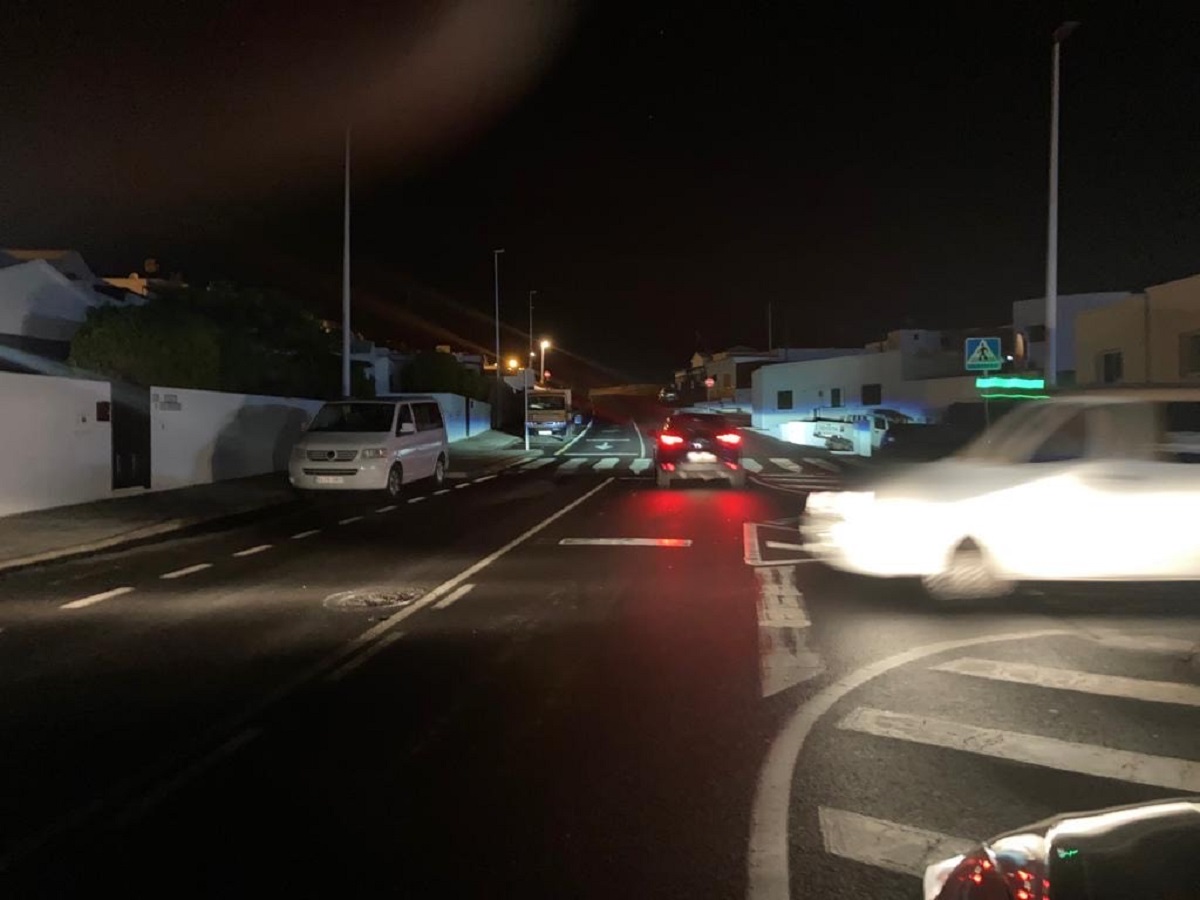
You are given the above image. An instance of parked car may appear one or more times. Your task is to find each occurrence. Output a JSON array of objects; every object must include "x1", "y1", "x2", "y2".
[
  {"x1": 802, "y1": 388, "x2": 1200, "y2": 601},
  {"x1": 653, "y1": 412, "x2": 745, "y2": 488},
  {"x1": 289, "y1": 397, "x2": 449, "y2": 499}
]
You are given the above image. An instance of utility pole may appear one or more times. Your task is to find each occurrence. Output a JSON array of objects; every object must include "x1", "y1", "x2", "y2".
[
  {"x1": 341, "y1": 128, "x2": 352, "y2": 398},
  {"x1": 492, "y1": 249, "x2": 505, "y2": 428},
  {"x1": 1045, "y1": 22, "x2": 1079, "y2": 388},
  {"x1": 767, "y1": 302, "x2": 773, "y2": 354},
  {"x1": 525, "y1": 290, "x2": 536, "y2": 451}
]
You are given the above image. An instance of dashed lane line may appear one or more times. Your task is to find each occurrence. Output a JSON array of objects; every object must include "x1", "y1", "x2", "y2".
[
  {"x1": 61, "y1": 586, "x2": 135, "y2": 610},
  {"x1": 160, "y1": 563, "x2": 213, "y2": 581},
  {"x1": 473, "y1": 474, "x2": 497, "y2": 483},
  {"x1": 408, "y1": 496, "x2": 427, "y2": 504},
  {"x1": 291, "y1": 529, "x2": 321, "y2": 540},
  {"x1": 337, "y1": 516, "x2": 364, "y2": 525},
  {"x1": 454, "y1": 483, "x2": 471, "y2": 489},
  {"x1": 433, "y1": 489, "x2": 451, "y2": 496},
  {"x1": 231, "y1": 544, "x2": 272, "y2": 558},
  {"x1": 375, "y1": 505, "x2": 398, "y2": 513}
]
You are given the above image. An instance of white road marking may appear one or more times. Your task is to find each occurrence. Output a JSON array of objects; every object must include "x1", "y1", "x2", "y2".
[
  {"x1": 116, "y1": 727, "x2": 263, "y2": 826},
  {"x1": 433, "y1": 582, "x2": 475, "y2": 610},
  {"x1": 769, "y1": 458, "x2": 803, "y2": 472},
  {"x1": 838, "y1": 706, "x2": 1200, "y2": 793},
  {"x1": 522, "y1": 457, "x2": 557, "y2": 470},
  {"x1": 455, "y1": 482, "x2": 471, "y2": 489},
  {"x1": 291, "y1": 529, "x2": 321, "y2": 540},
  {"x1": 932, "y1": 657, "x2": 1200, "y2": 708},
  {"x1": 160, "y1": 563, "x2": 212, "y2": 580},
  {"x1": 473, "y1": 474, "x2": 497, "y2": 483},
  {"x1": 742, "y1": 457, "x2": 763, "y2": 472},
  {"x1": 755, "y1": 565, "x2": 823, "y2": 698},
  {"x1": 629, "y1": 458, "x2": 652, "y2": 473},
  {"x1": 1083, "y1": 629, "x2": 1200, "y2": 656},
  {"x1": 746, "y1": 628, "x2": 1070, "y2": 900},
  {"x1": 803, "y1": 457, "x2": 841, "y2": 473},
  {"x1": 326, "y1": 631, "x2": 405, "y2": 682},
  {"x1": 560, "y1": 457, "x2": 587, "y2": 470},
  {"x1": 61, "y1": 586, "x2": 135, "y2": 610},
  {"x1": 594, "y1": 457, "x2": 619, "y2": 470},
  {"x1": 375, "y1": 504, "x2": 398, "y2": 513},
  {"x1": 232, "y1": 544, "x2": 272, "y2": 558},
  {"x1": 433, "y1": 489, "x2": 451, "y2": 496},
  {"x1": 408, "y1": 496, "x2": 427, "y2": 503},
  {"x1": 558, "y1": 537, "x2": 691, "y2": 547},
  {"x1": 337, "y1": 515, "x2": 364, "y2": 525},
  {"x1": 765, "y1": 540, "x2": 806, "y2": 552},
  {"x1": 818, "y1": 807, "x2": 975, "y2": 879},
  {"x1": 633, "y1": 420, "x2": 646, "y2": 458},
  {"x1": 585, "y1": 437, "x2": 633, "y2": 443},
  {"x1": 554, "y1": 419, "x2": 593, "y2": 455}
]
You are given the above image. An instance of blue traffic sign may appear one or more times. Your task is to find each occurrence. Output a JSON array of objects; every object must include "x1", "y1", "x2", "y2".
[{"x1": 964, "y1": 337, "x2": 1002, "y2": 372}]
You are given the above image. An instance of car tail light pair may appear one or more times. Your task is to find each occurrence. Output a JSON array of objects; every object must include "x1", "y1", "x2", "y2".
[
  {"x1": 658, "y1": 433, "x2": 685, "y2": 446},
  {"x1": 716, "y1": 432, "x2": 741, "y2": 446}
]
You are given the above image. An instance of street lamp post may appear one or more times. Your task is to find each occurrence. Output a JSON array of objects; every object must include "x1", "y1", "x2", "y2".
[
  {"x1": 525, "y1": 290, "x2": 536, "y2": 451},
  {"x1": 1045, "y1": 21, "x2": 1079, "y2": 389},
  {"x1": 540, "y1": 339, "x2": 551, "y2": 385},
  {"x1": 341, "y1": 128, "x2": 352, "y2": 398},
  {"x1": 492, "y1": 249, "x2": 505, "y2": 427}
]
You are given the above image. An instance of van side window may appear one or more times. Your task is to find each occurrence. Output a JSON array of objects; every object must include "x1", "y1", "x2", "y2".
[
  {"x1": 395, "y1": 404, "x2": 413, "y2": 436},
  {"x1": 414, "y1": 402, "x2": 444, "y2": 432}
]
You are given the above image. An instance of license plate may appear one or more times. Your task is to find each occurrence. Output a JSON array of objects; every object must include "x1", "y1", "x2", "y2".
[
  {"x1": 316, "y1": 475, "x2": 344, "y2": 485},
  {"x1": 538, "y1": 430, "x2": 552, "y2": 436},
  {"x1": 687, "y1": 451, "x2": 716, "y2": 462}
]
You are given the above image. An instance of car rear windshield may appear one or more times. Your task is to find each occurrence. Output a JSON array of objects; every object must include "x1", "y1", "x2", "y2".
[
  {"x1": 667, "y1": 414, "x2": 729, "y2": 431},
  {"x1": 309, "y1": 403, "x2": 396, "y2": 433}
]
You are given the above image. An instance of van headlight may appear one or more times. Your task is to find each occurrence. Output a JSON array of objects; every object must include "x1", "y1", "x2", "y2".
[
  {"x1": 807, "y1": 490, "x2": 875, "y2": 516},
  {"x1": 361, "y1": 448, "x2": 389, "y2": 459}
]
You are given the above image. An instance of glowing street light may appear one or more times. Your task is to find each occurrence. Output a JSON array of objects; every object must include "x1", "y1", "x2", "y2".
[
  {"x1": 539, "y1": 339, "x2": 551, "y2": 384},
  {"x1": 506, "y1": 357, "x2": 519, "y2": 370}
]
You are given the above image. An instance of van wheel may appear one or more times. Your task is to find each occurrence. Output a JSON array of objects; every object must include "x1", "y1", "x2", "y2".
[
  {"x1": 923, "y1": 540, "x2": 1011, "y2": 604},
  {"x1": 432, "y1": 455, "x2": 446, "y2": 487},
  {"x1": 385, "y1": 464, "x2": 404, "y2": 500}
]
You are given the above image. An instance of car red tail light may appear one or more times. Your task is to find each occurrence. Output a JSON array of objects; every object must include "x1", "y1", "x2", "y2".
[
  {"x1": 716, "y1": 432, "x2": 742, "y2": 446},
  {"x1": 658, "y1": 433, "x2": 685, "y2": 446}
]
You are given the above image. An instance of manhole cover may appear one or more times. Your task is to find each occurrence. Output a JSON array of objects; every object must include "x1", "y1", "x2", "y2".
[{"x1": 323, "y1": 588, "x2": 421, "y2": 611}]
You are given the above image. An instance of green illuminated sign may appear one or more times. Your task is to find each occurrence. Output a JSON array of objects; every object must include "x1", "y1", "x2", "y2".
[{"x1": 975, "y1": 376, "x2": 1046, "y2": 390}]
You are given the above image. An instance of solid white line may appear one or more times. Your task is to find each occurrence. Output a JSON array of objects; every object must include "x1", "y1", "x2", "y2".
[
  {"x1": 742, "y1": 457, "x2": 764, "y2": 472},
  {"x1": 326, "y1": 631, "x2": 405, "y2": 682},
  {"x1": 375, "y1": 504, "x2": 398, "y2": 513},
  {"x1": 554, "y1": 419, "x2": 593, "y2": 455},
  {"x1": 291, "y1": 529, "x2": 321, "y2": 540},
  {"x1": 433, "y1": 582, "x2": 475, "y2": 610},
  {"x1": 765, "y1": 540, "x2": 806, "y2": 552},
  {"x1": 232, "y1": 544, "x2": 272, "y2": 558},
  {"x1": 746, "y1": 628, "x2": 1070, "y2": 900},
  {"x1": 61, "y1": 586, "x2": 135, "y2": 610},
  {"x1": 629, "y1": 458, "x2": 652, "y2": 473},
  {"x1": 839, "y1": 706, "x2": 1200, "y2": 793},
  {"x1": 558, "y1": 537, "x2": 691, "y2": 547},
  {"x1": 818, "y1": 807, "x2": 975, "y2": 879},
  {"x1": 769, "y1": 458, "x2": 803, "y2": 472},
  {"x1": 932, "y1": 657, "x2": 1200, "y2": 708},
  {"x1": 473, "y1": 474, "x2": 497, "y2": 483},
  {"x1": 633, "y1": 420, "x2": 646, "y2": 458},
  {"x1": 433, "y1": 489, "x2": 451, "y2": 496},
  {"x1": 594, "y1": 457, "x2": 619, "y2": 470},
  {"x1": 160, "y1": 563, "x2": 212, "y2": 580},
  {"x1": 408, "y1": 496, "x2": 427, "y2": 503},
  {"x1": 337, "y1": 515, "x2": 364, "y2": 525}
]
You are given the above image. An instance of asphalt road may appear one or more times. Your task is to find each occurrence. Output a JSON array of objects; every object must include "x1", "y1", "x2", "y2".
[{"x1": 0, "y1": 403, "x2": 1197, "y2": 899}]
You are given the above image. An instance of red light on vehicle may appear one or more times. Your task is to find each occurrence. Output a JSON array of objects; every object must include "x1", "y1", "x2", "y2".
[
  {"x1": 659, "y1": 433, "x2": 684, "y2": 446},
  {"x1": 662, "y1": 463, "x2": 676, "y2": 472},
  {"x1": 716, "y1": 432, "x2": 742, "y2": 446}
]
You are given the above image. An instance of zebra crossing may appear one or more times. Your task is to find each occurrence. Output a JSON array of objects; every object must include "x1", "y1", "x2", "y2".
[
  {"x1": 807, "y1": 635, "x2": 1200, "y2": 891},
  {"x1": 498, "y1": 454, "x2": 844, "y2": 489}
]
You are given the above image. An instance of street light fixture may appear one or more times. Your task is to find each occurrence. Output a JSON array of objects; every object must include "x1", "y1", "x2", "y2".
[
  {"x1": 539, "y1": 338, "x2": 551, "y2": 384},
  {"x1": 506, "y1": 357, "x2": 519, "y2": 370},
  {"x1": 1045, "y1": 21, "x2": 1079, "y2": 388},
  {"x1": 525, "y1": 290, "x2": 537, "y2": 452}
]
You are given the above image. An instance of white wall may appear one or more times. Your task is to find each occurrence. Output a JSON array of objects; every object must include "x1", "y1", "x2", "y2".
[
  {"x1": 1013, "y1": 292, "x2": 1130, "y2": 379},
  {"x1": 150, "y1": 387, "x2": 324, "y2": 491},
  {"x1": 0, "y1": 372, "x2": 112, "y2": 516}
]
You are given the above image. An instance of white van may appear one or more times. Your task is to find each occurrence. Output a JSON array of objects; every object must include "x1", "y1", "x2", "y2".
[{"x1": 289, "y1": 397, "x2": 450, "y2": 498}]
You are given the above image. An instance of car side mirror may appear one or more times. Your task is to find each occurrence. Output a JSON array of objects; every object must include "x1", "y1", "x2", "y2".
[{"x1": 399, "y1": 422, "x2": 416, "y2": 435}]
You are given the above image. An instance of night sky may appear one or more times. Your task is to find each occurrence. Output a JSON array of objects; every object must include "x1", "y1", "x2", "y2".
[{"x1": 3, "y1": 1, "x2": 1199, "y2": 383}]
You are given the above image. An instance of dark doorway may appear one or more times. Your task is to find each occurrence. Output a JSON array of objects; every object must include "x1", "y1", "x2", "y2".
[{"x1": 111, "y1": 384, "x2": 151, "y2": 489}]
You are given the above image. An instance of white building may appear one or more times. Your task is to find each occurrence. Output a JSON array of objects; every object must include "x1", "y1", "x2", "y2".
[
  {"x1": 751, "y1": 329, "x2": 976, "y2": 436},
  {"x1": 1011, "y1": 292, "x2": 1132, "y2": 384}
]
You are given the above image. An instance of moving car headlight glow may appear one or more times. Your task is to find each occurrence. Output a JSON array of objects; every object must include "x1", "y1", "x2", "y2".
[{"x1": 807, "y1": 491, "x2": 875, "y2": 516}]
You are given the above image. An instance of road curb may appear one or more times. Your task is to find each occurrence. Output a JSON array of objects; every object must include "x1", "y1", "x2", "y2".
[{"x1": 0, "y1": 498, "x2": 296, "y2": 577}]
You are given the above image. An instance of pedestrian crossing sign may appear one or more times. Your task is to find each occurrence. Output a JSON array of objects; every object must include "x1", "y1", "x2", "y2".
[{"x1": 964, "y1": 337, "x2": 1002, "y2": 372}]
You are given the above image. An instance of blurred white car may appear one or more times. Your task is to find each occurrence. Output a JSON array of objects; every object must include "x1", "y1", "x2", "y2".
[{"x1": 802, "y1": 388, "x2": 1200, "y2": 601}]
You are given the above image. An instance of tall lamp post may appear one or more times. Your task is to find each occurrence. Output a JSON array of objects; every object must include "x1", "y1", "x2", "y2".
[
  {"x1": 1045, "y1": 21, "x2": 1079, "y2": 388},
  {"x1": 492, "y1": 248, "x2": 505, "y2": 427},
  {"x1": 341, "y1": 128, "x2": 352, "y2": 398},
  {"x1": 540, "y1": 339, "x2": 551, "y2": 385},
  {"x1": 525, "y1": 290, "x2": 537, "y2": 451}
]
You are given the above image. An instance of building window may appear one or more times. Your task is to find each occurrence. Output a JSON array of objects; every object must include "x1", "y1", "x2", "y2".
[
  {"x1": 1181, "y1": 332, "x2": 1200, "y2": 377},
  {"x1": 830, "y1": 388, "x2": 842, "y2": 408},
  {"x1": 1028, "y1": 324, "x2": 1047, "y2": 343},
  {"x1": 861, "y1": 383, "x2": 882, "y2": 405},
  {"x1": 777, "y1": 390, "x2": 794, "y2": 410},
  {"x1": 1097, "y1": 350, "x2": 1123, "y2": 384}
]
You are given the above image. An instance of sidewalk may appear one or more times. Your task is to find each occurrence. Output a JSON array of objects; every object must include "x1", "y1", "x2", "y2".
[
  {"x1": 0, "y1": 474, "x2": 297, "y2": 575},
  {"x1": 0, "y1": 430, "x2": 530, "y2": 575}
]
